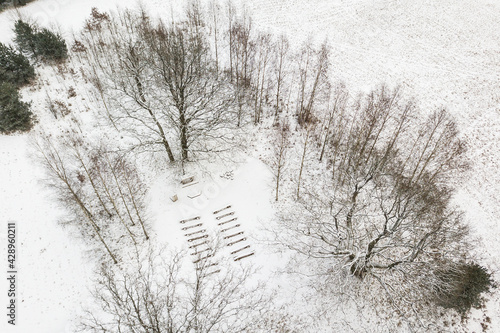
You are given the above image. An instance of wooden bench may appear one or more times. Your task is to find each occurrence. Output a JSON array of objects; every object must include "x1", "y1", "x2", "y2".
[{"x1": 181, "y1": 175, "x2": 195, "y2": 185}]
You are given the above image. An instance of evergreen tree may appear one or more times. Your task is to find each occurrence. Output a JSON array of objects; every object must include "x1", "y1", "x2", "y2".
[
  {"x1": 13, "y1": 20, "x2": 37, "y2": 57},
  {"x1": 0, "y1": 42, "x2": 35, "y2": 86},
  {"x1": 0, "y1": 82, "x2": 33, "y2": 134},
  {"x1": 34, "y1": 28, "x2": 68, "y2": 61}
]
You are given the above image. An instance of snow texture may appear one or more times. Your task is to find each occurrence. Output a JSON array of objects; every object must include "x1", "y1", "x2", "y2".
[{"x1": 1, "y1": 0, "x2": 499, "y2": 332}]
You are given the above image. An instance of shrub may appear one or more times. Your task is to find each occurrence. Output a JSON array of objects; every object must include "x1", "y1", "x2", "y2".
[
  {"x1": 0, "y1": 82, "x2": 33, "y2": 134},
  {"x1": 0, "y1": 42, "x2": 35, "y2": 86},
  {"x1": 433, "y1": 262, "x2": 495, "y2": 315}
]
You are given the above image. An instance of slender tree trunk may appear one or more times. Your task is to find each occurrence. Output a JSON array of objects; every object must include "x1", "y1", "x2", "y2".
[
  {"x1": 105, "y1": 155, "x2": 136, "y2": 226},
  {"x1": 254, "y1": 61, "x2": 262, "y2": 124},
  {"x1": 66, "y1": 186, "x2": 114, "y2": 261},
  {"x1": 135, "y1": 75, "x2": 176, "y2": 162},
  {"x1": 45, "y1": 155, "x2": 118, "y2": 264},
  {"x1": 122, "y1": 170, "x2": 149, "y2": 240},
  {"x1": 296, "y1": 127, "x2": 312, "y2": 200},
  {"x1": 258, "y1": 57, "x2": 267, "y2": 123}
]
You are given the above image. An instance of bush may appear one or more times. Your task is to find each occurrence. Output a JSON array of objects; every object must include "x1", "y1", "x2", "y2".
[
  {"x1": 433, "y1": 262, "x2": 495, "y2": 315},
  {"x1": 13, "y1": 19, "x2": 68, "y2": 61},
  {"x1": 0, "y1": 42, "x2": 35, "y2": 86},
  {"x1": 0, "y1": 82, "x2": 33, "y2": 134}
]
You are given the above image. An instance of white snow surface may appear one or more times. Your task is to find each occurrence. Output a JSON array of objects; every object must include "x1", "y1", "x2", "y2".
[
  {"x1": 1, "y1": 0, "x2": 500, "y2": 332},
  {"x1": 0, "y1": 135, "x2": 92, "y2": 333}
]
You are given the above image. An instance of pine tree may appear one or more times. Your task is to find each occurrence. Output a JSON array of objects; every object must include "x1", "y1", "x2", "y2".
[
  {"x1": 0, "y1": 42, "x2": 35, "y2": 86},
  {"x1": 34, "y1": 28, "x2": 68, "y2": 61},
  {"x1": 13, "y1": 20, "x2": 37, "y2": 57},
  {"x1": 13, "y1": 20, "x2": 68, "y2": 62},
  {"x1": 0, "y1": 82, "x2": 33, "y2": 134}
]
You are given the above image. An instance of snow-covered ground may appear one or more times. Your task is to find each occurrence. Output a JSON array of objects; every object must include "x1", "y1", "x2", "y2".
[
  {"x1": 1, "y1": 0, "x2": 500, "y2": 332},
  {"x1": 0, "y1": 135, "x2": 92, "y2": 333}
]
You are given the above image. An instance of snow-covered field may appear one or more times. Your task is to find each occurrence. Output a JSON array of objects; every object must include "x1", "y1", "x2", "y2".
[{"x1": 1, "y1": 0, "x2": 499, "y2": 332}]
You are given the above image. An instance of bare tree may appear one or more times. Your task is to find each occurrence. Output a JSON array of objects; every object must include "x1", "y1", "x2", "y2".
[
  {"x1": 78, "y1": 9, "x2": 176, "y2": 161},
  {"x1": 208, "y1": 0, "x2": 221, "y2": 74},
  {"x1": 94, "y1": 145, "x2": 150, "y2": 241},
  {"x1": 142, "y1": 19, "x2": 236, "y2": 161},
  {"x1": 295, "y1": 39, "x2": 330, "y2": 125},
  {"x1": 80, "y1": 244, "x2": 272, "y2": 333},
  {"x1": 272, "y1": 34, "x2": 290, "y2": 122},
  {"x1": 228, "y1": 12, "x2": 255, "y2": 127},
  {"x1": 275, "y1": 86, "x2": 470, "y2": 325},
  {"x1": 296, "y1": 123, "x2": 315, "y2": 200},
  {"x1": 230, "y1": 14, "x2": 254, "y2": 88},
  {"x1": 252, "y1": 32, "x2": 272, "y2": 124},
  {"x1": 318, "y1": 84, "x2": 348, "y2": 162},
  {"x1": 77, "y1": 8, "x2": 237, "y2": 163},
  {"x1": 33, "y1": 129, "x2": 151, "y2": 263},
  {"x1": 302, "y1": 40, "x2": 330, "y2": 124},
  {"x1": 226, "y1": 0, "x2": 236, "y2": 81},
  {"x1": 186, "y1": 0, "x2": 205, "y2": 35}
]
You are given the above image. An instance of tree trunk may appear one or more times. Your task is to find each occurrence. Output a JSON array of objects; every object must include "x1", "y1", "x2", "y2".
[
  {"x1": 296, "y1": 127, "x2": 312, "y2": 200},
  {"x1": 134, "y1": 75, "x2": 175, "y2": 162},
  {"x1": 179, "y1": 111, "x2": 189, "y2": 160}
]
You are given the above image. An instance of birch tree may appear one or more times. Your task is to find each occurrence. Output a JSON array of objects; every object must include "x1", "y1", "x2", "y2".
[
  {"x1": 295, "y1": 40, "x2": 330, "y2": 125},
  {"x1": 78, "y1": 9, "x2": 176, "y2": 161},
  {"x1": 33, "y1": 129, "x2": 151, "y2": 263}
]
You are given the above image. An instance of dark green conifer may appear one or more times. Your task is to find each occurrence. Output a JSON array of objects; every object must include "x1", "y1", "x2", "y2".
[
  {"x1": 0, "y1": 82, "x2": 33, "y2": 134},
  {"x1": 0, "y1": 42, "x2": 35, "y2": 86}
]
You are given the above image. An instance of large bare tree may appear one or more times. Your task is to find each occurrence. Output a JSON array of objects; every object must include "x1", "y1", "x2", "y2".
[
  {"x1": 142, "y1": 18, "x2": 236, "y2": 161},
  {"x1": 78, "y1": 8, "x2": 176, "y2": 161},
  {"x1": 79, "y1": 244, "x2": 272, "y2": 333},
  {"x1": 276, "y1": 86, "x2": 470, "y2": 324},
  {"x1": 77, "y1": 8, "x2": 236, "y2": 163}
]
